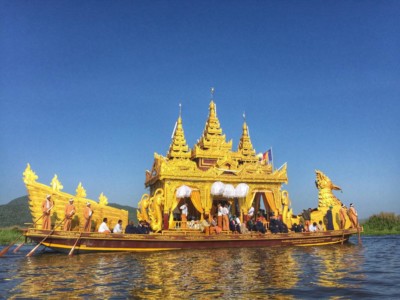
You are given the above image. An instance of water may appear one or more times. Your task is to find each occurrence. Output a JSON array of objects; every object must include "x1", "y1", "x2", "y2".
[{"x1": 1, "y1": 236, "x2": 399, "y2": 299}]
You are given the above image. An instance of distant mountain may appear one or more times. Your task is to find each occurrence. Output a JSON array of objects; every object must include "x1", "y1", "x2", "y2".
[
  {"x1": 0, "y1": 196, "x2": 137, "y2": 228},
  {"x1": 0, "y1": 196, "x2": 32, "y2": 227}
]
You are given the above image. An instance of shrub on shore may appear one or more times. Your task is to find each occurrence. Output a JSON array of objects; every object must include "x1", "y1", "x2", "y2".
[{"x1": 361, "y1": 212, "x2": 400, "y2": 235}]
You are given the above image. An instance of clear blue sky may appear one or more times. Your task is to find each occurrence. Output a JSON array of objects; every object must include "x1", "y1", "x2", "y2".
[{"x1": 1, "y1": 1, "x2": 399, "y2": 218}]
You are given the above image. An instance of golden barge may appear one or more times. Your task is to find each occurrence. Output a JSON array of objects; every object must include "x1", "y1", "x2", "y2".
[{"x1": 22, "y1": 97, "x2": 360, "y2": 254}]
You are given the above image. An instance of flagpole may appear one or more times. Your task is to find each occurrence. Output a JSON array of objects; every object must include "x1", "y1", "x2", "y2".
[{"x1": 271, "y1": 147, "x2": 274, "y2": 170}]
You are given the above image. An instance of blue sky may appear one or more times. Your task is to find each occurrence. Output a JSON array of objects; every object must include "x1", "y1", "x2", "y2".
[{"x1": 1, "y1": 1, "x2": 399, "y2": 218}]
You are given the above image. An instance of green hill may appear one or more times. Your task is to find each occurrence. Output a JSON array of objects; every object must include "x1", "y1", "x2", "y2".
[{"x1": 0, "y1": 196, "x2": 137, "y2": 227}]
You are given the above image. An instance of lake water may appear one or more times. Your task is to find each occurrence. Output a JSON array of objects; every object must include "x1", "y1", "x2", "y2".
[{"x1": 1, "y1": 235, "x2": 399, "y2": 299}]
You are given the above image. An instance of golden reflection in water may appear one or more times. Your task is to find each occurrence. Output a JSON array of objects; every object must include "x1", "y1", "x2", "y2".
[
  {"x1": 129, "y1": 248, "x2": 299, "y2": 299},
  {"x1": 8, "y1": 245, "x2": 366, "y2": 299},
  {"x1": 305, "y1": 244, "x2": 365, "y2": 289}
]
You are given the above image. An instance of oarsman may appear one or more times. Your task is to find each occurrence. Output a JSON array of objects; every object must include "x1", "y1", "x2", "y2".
[
  {"x1": 83, "y1": 202, "x2": 93, "y2": 232},
  {"x1": 41, "y1": 194, "x2": 54, "y2": 230},
  {"x1": 348, "y1": 203, "x2": 359, "y2": 228},
  {"x1": 339, "y1": 204, "x2": 347, "y2": 229},
  {"x1": 63, "y1": 198, "x2": 76, "y2": 231}
]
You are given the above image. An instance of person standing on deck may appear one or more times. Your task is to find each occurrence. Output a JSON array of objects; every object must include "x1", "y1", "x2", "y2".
[
  {"x1": 222, "y1": 204, "x2": 230, "y2": 231},
  {"x1": 247, "y1": 205, "x2": 255, "y2": 223},
  {"x1": 41, "y1": 194, "x2": 54, "y2": 230},
  {"x1": 348, "y1": 203, "x2": 359, "y2": 228},
  {"x1": 325, "y1": 206, "x2": 334, "y2": 230},
  {"x1": 180, "y1": 203, "x2": 188, "y2": 229},
  {"x1": 63, "y1": 198, "x2": 76, "y2": 231},
  {"x1": 217, "y1": 203, "x2": 223, "y2": 229},
  {"x1": 339, "y1": 204, "x2": 347, "y2": 229},
  {"x1": 83, "y1": 202, "x2": 93, "y2": 232}
]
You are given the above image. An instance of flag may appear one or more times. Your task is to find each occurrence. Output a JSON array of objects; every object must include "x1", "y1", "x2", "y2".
[{"x1": 263, "y1": 148, "x2": 273, "y2": 165}]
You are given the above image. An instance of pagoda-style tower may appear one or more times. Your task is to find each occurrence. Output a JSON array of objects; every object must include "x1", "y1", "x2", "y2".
[
  {"x1": 237, "y1": 121, "x2": 258, "y2": 164},
  {"x1": 142, "y1": 98, "x2": 288, "y2": 231},
  {"x1": 167, "y1": 114, "x2": 191, "y2": 160},
  {"x1": 192, "y1": 101, "x2": 233, "y2": 163}
]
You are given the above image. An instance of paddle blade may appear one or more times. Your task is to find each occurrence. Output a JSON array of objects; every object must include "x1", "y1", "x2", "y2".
[
  {"x1": 13, "y1": 243, "x2": 24, "y2": 253},
  {"x1": 26, "y1": 243, "x2": 41, "y2": 257},
  {"x1": 0, "y1": 245, "x2": 12, "y2": 257}
]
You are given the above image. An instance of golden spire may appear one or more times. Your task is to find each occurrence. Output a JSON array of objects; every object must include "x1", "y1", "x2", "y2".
[
  {"x1": 167, "y1": 104, "x2": 191, "y2": 159},
  {"x1": 237, "y1": 120, "x2": 257, "y2": 162},
  {"x1": 194, "y1": 100, "x2": 232, "y2": 156}
]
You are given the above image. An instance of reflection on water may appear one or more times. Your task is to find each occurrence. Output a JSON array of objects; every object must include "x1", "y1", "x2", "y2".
[{"x1": 1, "y1": 236, "x2": 399, "y2": 299}]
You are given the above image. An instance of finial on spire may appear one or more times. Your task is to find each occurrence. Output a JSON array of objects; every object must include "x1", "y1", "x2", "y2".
[
  {"x1": 243, "y1": 111, "x2": 246, "y2": 122},
  {"x1": 179, "y1": 103, "x2": 182, "y2": 117},
  {"x1": 210, "y1": 87, "x2": 215, "y2": 99}
]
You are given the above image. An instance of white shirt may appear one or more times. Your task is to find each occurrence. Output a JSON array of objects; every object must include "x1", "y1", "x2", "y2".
[
  {"x1": 235, "y1": 217, "x2": 241, "y2": 225},
  {"x1": 309, "y1": 224, "x2": 317, "y2": 232},
  {"x1": 98, "y1": 222, "x2": 110, "y2": 233},
  {"x1": 113, "y1": 223, "x2": 122, "y2": 233},
  {"x1": 248, "y1": 206, "x2": 254, "y2": 217},
  {"x1": 217, "y1": 206, "x2": 222, "y2": 216},
  {"x1": 180, "y1": 204, "x2": 188, "y2": 216},
  {"x1": 222, "y1": 207, "x2": 229, "y2": 216}
]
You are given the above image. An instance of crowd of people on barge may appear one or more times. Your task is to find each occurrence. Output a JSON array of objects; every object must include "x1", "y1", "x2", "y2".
[{"x1": 41, "y1": 195, "x2": 359, "y2": 235}]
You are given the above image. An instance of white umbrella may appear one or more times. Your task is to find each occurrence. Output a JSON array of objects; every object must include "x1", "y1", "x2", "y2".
[
  {"x1": 235, "y1": 183, "x2": 249, "y2": 198},
  {"x1": 211, "y1": 181, "x2": 225, "y2": 195},
  {"x1": 176, "y1": 185, "x2": 192, "y2": 198},
  {"x1": 223, "y1": 184, "x2": 236, "y2": 198}
]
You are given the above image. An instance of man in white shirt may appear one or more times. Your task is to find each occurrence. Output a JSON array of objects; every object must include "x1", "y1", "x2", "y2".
[
  {"x1": 222, "y1": 205, "x2": 229, "y2": 231},
  {"x1": 113, "y1": 219, "x2": 123, "y2": 233},
  {"x1": 180, "y1": 203, "x2": 188, "y2": 229},
  {"x1": 98, "y1": 217, "x2": 111, "y2": 233},
  {"x1": 248, "y1": 206, "x2": 255, "y2": 219}
]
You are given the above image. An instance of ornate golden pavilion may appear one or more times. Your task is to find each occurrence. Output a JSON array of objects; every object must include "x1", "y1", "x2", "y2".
[{"x1": 138, "y1": 99, "x2": 291, "y2": 232}]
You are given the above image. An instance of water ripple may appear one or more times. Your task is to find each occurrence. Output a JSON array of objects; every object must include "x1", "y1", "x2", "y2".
[{"x1": 1, "y1": 235, "x2": 399, "y2": 299}]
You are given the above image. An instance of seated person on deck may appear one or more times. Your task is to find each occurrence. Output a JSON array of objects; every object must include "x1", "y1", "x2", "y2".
[{"x1": 98, "y1": 217, "x2": 111, "y2": 233}]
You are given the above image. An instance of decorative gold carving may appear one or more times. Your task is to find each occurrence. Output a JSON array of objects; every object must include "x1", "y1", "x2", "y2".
[
  {"x1": 23, "y1": 163, "x2": 38, "y2": 184},
  {"x1": 192, "y1": 101, "x2": 232, "y2": 159},
  {"x1": 315, "y1": 170, "x2": 342, "y2": 208},
  {"x1": 75, "y1": 182, "x2": 87, "y2": 199},
  {"x1": 23, "y1": 165, "x2": 128, "y2": 231},
  {"x1": 137, "y1": 194, "x2": 150, "y2": 222},
  {"x1": 167, "y1": 115, "x2": 191, "y2": 159},
  {"x1": 148, "y1": 188, "x2": 164, "y2": 232},
  {"x1": 50, "y1": 175, "x2": 63, "y2": 191},
  {"x1": 98, "y1": 193, "x2": 108, "y2": 206},
  {"x1": 237, "y1": 122, "x2": 258, "y2": 163}
]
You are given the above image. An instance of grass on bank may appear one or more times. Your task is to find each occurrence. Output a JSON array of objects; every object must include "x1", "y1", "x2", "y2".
[
  {"x1": 0, "y1": 227, "x2": 25, "y2": 245},
  {"x1": 361, "y1": 212, "x2": 400, "y2": 235}
]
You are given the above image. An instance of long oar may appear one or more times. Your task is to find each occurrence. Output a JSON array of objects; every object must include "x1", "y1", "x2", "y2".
[
  {"x1": 26, "y1": 217, "x2": 66, "y2": 257},
  {"x1": 0, "y1": 214, "x2": 45, "y2": 257},
  {"x1": 13, "y1": 208, "x2": 57, "y2": 254},
  {"x1": 68, "y1": 232, "x2": 82, "y2": 256}
]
